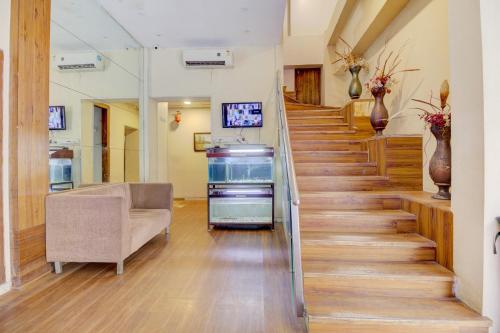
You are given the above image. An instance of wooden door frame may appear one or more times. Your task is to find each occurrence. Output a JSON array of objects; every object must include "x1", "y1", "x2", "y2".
[{"x1": 94, "y1": 103, "x2": 110, "y2": 183}]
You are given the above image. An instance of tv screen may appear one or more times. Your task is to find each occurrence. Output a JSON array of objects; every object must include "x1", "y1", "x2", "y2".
[
  {"x1": 222, "y1": 102, "x2": 263, "y2": 128},
  {"x1": 49, "y1": 106, "x2": 66, "y2": 130}
]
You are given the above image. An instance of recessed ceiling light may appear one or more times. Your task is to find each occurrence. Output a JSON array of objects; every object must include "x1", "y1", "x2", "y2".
[{"x1": 184, "y1": 101, "x2": 192, "y2": 105}]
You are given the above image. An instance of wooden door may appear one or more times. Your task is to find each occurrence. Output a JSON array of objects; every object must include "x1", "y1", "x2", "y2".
[{"x1": 295, "y1": 68, "x2": 321, "y2": 105}]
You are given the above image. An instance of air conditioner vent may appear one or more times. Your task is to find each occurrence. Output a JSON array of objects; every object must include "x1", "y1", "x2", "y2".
[
  {"x1": 182, "y1": 49, "x2": 233, "y2": 69},
  {"x1": 53, "y1": 52, "x2": 104, "y2": 72}
]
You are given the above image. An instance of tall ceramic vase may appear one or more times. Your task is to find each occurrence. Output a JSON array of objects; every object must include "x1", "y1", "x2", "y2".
[
  {"x1": 429, "y1": 125, "x2": 451, "y2": 200},
  {"x1": 348, "y1": 65, "x2": 362, "y2": 99},
  {"x1": 370, "y1": 87, "x2": 389, "y2": 135}
]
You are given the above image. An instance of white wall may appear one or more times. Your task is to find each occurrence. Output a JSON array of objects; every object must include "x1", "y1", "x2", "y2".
[
  {"x1": 449, "y1": 0, "x2": 485, "y2": 313},
  {"x1": 0, "y1": 0, "x2": 12, "y2": 294},
  {"x1": 150, "y1": 47, "x2": 281, "y2": 146},
  {"x1": 479, "y1": 0, "x2": 500, "y2": 330},
  {"x1": 290, "y1": 0, "x2": 338, "y2": 36},
  {"x1": 167, "y1": 107, "x2": 211, "y2": 198}
]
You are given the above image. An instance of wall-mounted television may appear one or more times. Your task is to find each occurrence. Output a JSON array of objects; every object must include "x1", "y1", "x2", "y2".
[
  {"x1": 49, "y1": 106, "x2": 66, "y2": 130},
  {"x1": 222, "y1": 102, "x2": 263, "y2": 128}
]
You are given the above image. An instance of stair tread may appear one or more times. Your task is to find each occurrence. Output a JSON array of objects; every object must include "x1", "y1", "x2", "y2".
[
  {"x1": 300, "y1": 209, "x2": 415, "y2": 218},
  {"x1": 294, "y1": 162, "x2": 376, "y2": 167},
  {"x1": 301, "y1": 191, "x2": 404, "y2": 198},
  {"x1": 303, "y1": 261, "x2": 454, "y2": 281},
  {"x1": 288, "y1": 115, "x2": 344, "y2": 119},
  {"x1": 301, "y1": 232, "x2": 436, "y2": 248},
  {"x1": 298, "y1": 175, "x2": 387, "y2": 181},
  {"x1": 294, "y1": 151, "x2": 367, "y2": 155},
  {"x1": 307, "y1": 294, "x2": 491, "y2": 326}
]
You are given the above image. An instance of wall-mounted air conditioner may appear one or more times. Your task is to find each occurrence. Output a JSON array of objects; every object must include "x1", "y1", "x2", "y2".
[
  {"x1": 182, "y1": 49, "x2": 233, "y2": 69},
  {"x1": 53, "y1": 52, "x2": 105, "y2": 71}
]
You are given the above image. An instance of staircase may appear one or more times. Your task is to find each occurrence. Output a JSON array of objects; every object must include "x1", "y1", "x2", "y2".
[{"x1": 285, "y1": 102, "x2": 491, "y2": 332}]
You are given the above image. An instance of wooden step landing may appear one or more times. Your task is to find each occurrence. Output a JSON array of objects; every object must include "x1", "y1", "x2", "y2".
[
  {"x1": 300, "y1": 191, "x2": 403, "y2": 210},
  {"x1": 301, "y1": 232, "x2": 436, "y2": 262},
  {"x1": 293, "y1": 151, "x2": 368, "y2": 163},
  {"x1": 307, "y1": 295, "x2": 491, "y2": 333},
  {"x1": 294, "y1": 162, "x2": 377, "y2": 176},
  {"x1": 297, "y1": 176, "x2": 389, "y2": 192},
  {"x1": 303, "y1": 261, "x2": 454, "y2": 299},
  {"x1": 299, "y1": 209, "x2": 416, "y2": 233}
]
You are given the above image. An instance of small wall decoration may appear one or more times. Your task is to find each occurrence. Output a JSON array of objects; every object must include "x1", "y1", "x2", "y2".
[{"x1": 194, "y1": 132, "x2": 212, "y2": 152}]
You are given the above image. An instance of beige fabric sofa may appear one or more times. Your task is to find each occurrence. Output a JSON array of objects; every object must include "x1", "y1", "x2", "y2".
[{"x1": 46, "y1": 183, "x2": 173, "y2": 274}]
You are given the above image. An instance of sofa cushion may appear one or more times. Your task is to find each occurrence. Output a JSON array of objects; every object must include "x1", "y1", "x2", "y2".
[{"x1": 129, "y1": 209, "x2": 170, "y2": 253}]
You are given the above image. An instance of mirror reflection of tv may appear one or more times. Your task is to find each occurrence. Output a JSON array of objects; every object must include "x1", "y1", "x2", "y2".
[
  {"x1": 222, "y1": 102, "x2": 263, "y2": 128},
  {"x1": 49, "y1": 106, "x2": 66, "y2": 130}
]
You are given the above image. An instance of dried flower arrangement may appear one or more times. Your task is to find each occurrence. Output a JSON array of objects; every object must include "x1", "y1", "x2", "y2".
[
  {"x1": 365, "y1": 45, "x2": 419, "y2": 94},
  {"x1": 332, "y1": 37, "x2": 368, "y2": 71},
  {"x1": 413, "y1": 80, "x2": 451, "y2": 128}
]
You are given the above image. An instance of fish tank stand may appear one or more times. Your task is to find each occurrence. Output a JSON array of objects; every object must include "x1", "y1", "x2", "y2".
[{"x1": 206, "y1": 146, "x2": 274, "y2": 229}]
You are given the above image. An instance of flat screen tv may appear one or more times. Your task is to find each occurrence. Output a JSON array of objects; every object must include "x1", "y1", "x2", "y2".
[
  {"x1": 49, "y1": 106, "x2": 66, "y2": 130},
  {"x1": 222, "y1": 102, "x2": 263, "y2": 128}
]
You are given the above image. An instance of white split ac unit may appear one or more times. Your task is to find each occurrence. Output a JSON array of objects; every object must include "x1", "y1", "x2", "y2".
[
  {"x1": 53, "y1": 52, "x2": 105, "y2": 71},
  {"x1": 182, "y1": 49, "x2": 233, "y2": 68}
]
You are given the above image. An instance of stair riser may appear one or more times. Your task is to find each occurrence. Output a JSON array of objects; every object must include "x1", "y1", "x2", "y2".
[
  {"x1": 295, "y1": 165, "x2": 377, "y2": 176},
  {"x1": 302, "y1": 245, "x2": 436, "y2": 262},
  {"x1": 294, "y1": 154, "x2": 368, "y2": 163},
  {"x1": 300, "y1": 196, "x2": 402, "y2": 210},
  {"x1": 299, "y1": 216, "x2": 416, "y2": 233},
  {"x1": 308, "y1": 321, "x2": 485, "y2": 333},
  {"x1": 292, "y1": 142, "x2": 364, "y2": 151},
  {"x1": 287, "y1": 110, "x2": 341, "y2": 117},
  {"x1": 304, "y1": 275, "x2": 453, "y2": 299},
  {"x1": 288, "y1": 118, "x2": 345, "y2": 125},
  {"x1": 297, "y1": 179, "x2": 389, "y2": 192},
  {"x1": 290, "y1": 133, "x2": 374, "y2": 140}
]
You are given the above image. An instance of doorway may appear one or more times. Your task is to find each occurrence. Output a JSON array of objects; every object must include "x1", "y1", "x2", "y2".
[
  {"x1": 124, "y1": 127, "x2": 140, "y2": 182},
  {"x1": 295, "y1": 68, "x2": 321, "y2": 105},
  {"x1": 93, "y1": 105, "x2": 109, "y2": 183}
]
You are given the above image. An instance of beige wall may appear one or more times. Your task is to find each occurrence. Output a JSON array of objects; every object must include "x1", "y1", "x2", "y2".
[
  {"x1": 167, "y1": 107, "x2": 211, "y2": 199},
  {"x1": 109, "y1": 103, "x2": 139, "y2": 183},
  {"x1": 124, "y1": 129, "x2": 140, "y2": 182},
  {"x1": 324, "y1": 0, "x2": 449, "y2": 192}
]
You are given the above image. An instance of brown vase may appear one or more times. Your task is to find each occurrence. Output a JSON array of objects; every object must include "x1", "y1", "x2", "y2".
[
  {"x1": 370, "y1": 87, "x2": 389, "y2": 135},
  {"x1": 429, "y1": 125, "x2": 451, "y2": 200}
]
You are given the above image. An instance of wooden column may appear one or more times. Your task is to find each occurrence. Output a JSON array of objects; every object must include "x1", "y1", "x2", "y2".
[{"x1": 9, "y1": 0, "x2": 51, "y2": 286}]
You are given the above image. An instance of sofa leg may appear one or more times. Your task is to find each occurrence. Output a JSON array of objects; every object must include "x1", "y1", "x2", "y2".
[
  {"x1": 54, "y1": 262, "x2": 63, "y2": 274},
  {"x1": 116, "y1": 261, "x2": 124, "y2": 275},
  {"x1": 165, "y1": 227, "x2": 170, "y2": 241}
]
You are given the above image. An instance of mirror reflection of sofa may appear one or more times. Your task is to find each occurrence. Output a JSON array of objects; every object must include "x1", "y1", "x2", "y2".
[{"x1": 46, "y1": 182, "x2": 173, "y2": 274}]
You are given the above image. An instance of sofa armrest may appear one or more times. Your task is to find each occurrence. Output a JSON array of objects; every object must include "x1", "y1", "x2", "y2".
[
  {"x1": 46, "y1": 195, "x2": 130, "y2": 263},
  {"x1": 129, "y1": 183, "x2": 173, "y2": 210}
]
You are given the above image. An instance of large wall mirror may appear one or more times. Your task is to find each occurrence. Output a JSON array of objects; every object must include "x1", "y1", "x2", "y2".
[{"x1": 49, "y1": 0, "x2": 142, "y2": 190}]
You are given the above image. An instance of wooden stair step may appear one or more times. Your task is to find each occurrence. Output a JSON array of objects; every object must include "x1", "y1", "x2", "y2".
[
  {"x1": 300, "y1": 191, "x2": 403, "y2": 210},
  {"x1": 303, "y1": 261, "x2": 454, "y2": 299},
  {"x1": 293, "y1": 151, "x2": 368, "y2": 163},
  {"x1": 291, "y1": 139, "x2": 365, "y2": 151},
  {"x1": 299, "y1": 209, "x2": 416, "y2": 233},
  {"x1": 286, "y1": 110, "x2": 341, "y2": 118},
  {"x1": 289, "y1": 124, "x2": 350, "y2": 132},
  {"x1": 287, "y1": 115, "x2": 345, "y2": 125},
  {"x1": 307, "y1": 295, "x2": 491, "y2": 333},
  {"x1": 294, "y1": 162, "x2": 377, "y2": 176},
  {"x1": 297, "y1": 176, "x2": 389, "y2": 192},
  {"x1": 290, "y1": 132, "x2": 374, "y2": 140},
  {"x1": 301, "y1": 232, "x2": 436, "y2": 262}
]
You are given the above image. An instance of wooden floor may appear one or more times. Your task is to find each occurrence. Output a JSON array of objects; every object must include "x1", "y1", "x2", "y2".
[{"x1": 0, "y1": 200, "x2": 305, "y2": 333}]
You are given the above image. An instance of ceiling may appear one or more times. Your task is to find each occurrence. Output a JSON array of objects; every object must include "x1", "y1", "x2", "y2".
[
  {"x1": 98, "y1": 0, "x2": 286, "y2": 47},
  {"x1": 51, "y1": 0, "x2": 140, "y2": 51}
]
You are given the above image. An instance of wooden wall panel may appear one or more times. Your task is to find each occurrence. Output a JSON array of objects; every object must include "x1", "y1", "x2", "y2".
[
  {"x1": 0, "y1": 50, "x2": 5, "y2": 285},
  {"x1": 400, "y1": 193, "x2": 453, "y2": 271},
  {"x1": 9, "y1": 0, "x2": 52, "y2": 286},
  {"x1": 295, "y1": 68, "x2": 321, "y2": 105}
]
